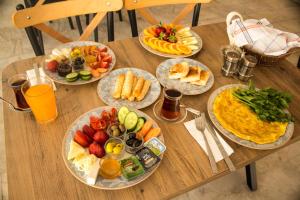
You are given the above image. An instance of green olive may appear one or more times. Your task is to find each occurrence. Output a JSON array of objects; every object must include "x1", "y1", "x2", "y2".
[
  {"x1": 112, "y1": 129, "x2": 120, "y2": 137},
  {"x1": 111, "y1": 125, "x2": 118, "y2": 130}
]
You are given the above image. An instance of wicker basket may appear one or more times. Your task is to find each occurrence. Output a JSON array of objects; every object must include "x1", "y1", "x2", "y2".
[{"x1": 226, "y1": 12, "x2": 300, "y2": 66}]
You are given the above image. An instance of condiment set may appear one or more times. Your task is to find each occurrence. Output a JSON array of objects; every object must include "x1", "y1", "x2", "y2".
[{"x1": 221, "y1": 45, "x2": 258, "y2": 81}]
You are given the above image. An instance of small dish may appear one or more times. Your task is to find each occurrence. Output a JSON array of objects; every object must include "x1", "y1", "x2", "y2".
[
  {"x1": 144, "y1": 137, "x2": 166, "y2": 156},
  {"x1": 104, "y1": 137, "x2": 125, "y2": 159},
  {"x1": 107, "y1": 122, "x2": 127, "y2": 139},
  {"x1": 124, "y1": 132, "x2": 144, "y2": 154}
]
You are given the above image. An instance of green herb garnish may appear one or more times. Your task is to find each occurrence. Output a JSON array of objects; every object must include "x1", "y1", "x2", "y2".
[{"x1": 233, "y1": 81, "x2": 293, "y2": 122}]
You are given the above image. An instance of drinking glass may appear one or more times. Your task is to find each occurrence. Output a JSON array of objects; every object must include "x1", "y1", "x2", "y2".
[
  {"x1": 160, "y1": 88, "x2": 182, "y2": 120},
  {"x1": 7, "y1": 74, "x2": 30, "y2": 110},
  {"x1": 21, "y1": 76, "x2": 58, "y2": 123}
]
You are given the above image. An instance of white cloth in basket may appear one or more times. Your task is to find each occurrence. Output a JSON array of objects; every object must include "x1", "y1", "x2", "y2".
[{"x1": 228, "y1": 17, "x2": 300, "y2": 56}]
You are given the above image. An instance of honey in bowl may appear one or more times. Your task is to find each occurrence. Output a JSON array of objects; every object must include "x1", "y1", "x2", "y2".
[{"x1": 99, "y1": 158, "x2": 121, "y2": 179}]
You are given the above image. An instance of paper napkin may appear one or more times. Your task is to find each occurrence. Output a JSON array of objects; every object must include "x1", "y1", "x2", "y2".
[
  {"x1": 26, "y1": 67, "x2": 57, "y2": 91},
  {"x1": 184, "y1": 119, "x2": 234, "y2": 162}
]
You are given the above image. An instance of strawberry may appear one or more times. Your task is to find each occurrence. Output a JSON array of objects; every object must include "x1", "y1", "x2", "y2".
[
  {"x1": 93, "y1": 130, "x2": 109, "y2": 144},
  {"x1": 47, "y1": 60, "x2": 59, "y2": 72},
  {"x1": 100, "y1": 61, "x2": 109, "y2": 68},
  {"x1": 100, "y1": 52, "x2": 108, "y2": 58},
  {"x1": 89, "y1": 142, "x2": 105, "y2": 158},
  {"x1": 74, "y1": 130, "x2": 92, "y2": 147},
  {"x1": 82, "y1": 125, "x2": 96, "y2": 138},
  {"x1": 98, "y1": 47, "x2": 107, "y2": 52},
  {"x1": 102, "y1": 55, "x2": 112, "y2": 63}
]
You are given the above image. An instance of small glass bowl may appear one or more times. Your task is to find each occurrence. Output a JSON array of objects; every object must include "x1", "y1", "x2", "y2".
[
  {"x1": 104, "y1": 137, "x2": 125, "y2": 159},
  {"x1": 124, "y1": 132, "x2": 144, "y2": 154},
  {"x1": 107, "y1": 122, "x2": 127, "y2": 139}
]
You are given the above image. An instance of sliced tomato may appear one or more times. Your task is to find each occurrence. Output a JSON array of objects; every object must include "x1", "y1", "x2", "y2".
[
  {"x1": 101, "y1": 111, "x2": 110, "y2": 121},
  {"x1": 102, "y1": 55, "x2": 112, "y2": 63},
  {"x1": 90, "y1": 119, "x2": 107, "y2": 130},
  {"x1": 100, "y1": 52, "x2": 108, "y2": 58},
  {"x1": 90, "y1": 116, "x2": 100, "y2": 123},
  {"x1": 100, "y1": 61, "x2": 109, "y2": 68},
  {"x1": 96, "y1": 54, "x2": 102, "y2": 62},
  {"x1": 110, "y1": 108, "x2": 117, "y2": 119},
  {"x1": 98, "y1": 47, "x2": 107, "y2": 52}
]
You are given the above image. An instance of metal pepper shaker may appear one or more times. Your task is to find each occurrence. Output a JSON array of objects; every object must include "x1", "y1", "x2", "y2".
[
  {"x1": 221, "y1": 47, "x2": 242, "y2": 77},
  {"x1": 238, "y1": 55, "x2": 257, "y2": 81}
]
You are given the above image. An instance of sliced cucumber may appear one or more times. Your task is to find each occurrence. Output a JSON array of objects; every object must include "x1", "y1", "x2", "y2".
[
  {"x1": 65, "y1": 72, "x2": 79, "y2": 82},
  {"x1": 79, "y1": 70, "x2": 91, "y2": 76},
  {"x1": 133, "y1": 118, "x2": 145, "y2": 133},
  {"x1": 80, "y1": 75, "x2": 92, "y2": 80},
  {"x1": 118, "y1": 106, "x2": 129, "y2": 124},
  {"x1": 124, "y1": 112, "x2": 138, "y2": 131}
]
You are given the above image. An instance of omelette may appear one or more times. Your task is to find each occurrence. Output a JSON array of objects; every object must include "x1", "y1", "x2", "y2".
[{"x1": 213, "y1": 88, "x2": 288, "y2": 144}]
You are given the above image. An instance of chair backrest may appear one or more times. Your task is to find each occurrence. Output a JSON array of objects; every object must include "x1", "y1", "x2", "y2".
[
  {"x1": 124, "y1": 0, "x2": 211, "y2": 26},
  {"x1": 12, "y1": 0, "x2": 123, "y2": 43}
]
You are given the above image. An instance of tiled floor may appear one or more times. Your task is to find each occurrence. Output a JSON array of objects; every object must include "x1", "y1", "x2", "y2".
[{"x1": 0, "y1": 0, "x2": 300, "y2": 199}]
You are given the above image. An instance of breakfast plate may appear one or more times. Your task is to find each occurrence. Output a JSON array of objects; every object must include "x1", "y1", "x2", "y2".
[
  {"x1": 156, "y1": 58, "x2": 214, "y2": 95},
  {"x1": 207, "y1": 84, "x2": 294, "y2": 150},
  {"x1": 62, "y1": 106, "x2": 165, "y2": 190},
  {"x1": 43, "y1": 41, "x2": 116, "y2": 85},
  {"x1": 139, "y1": 24, "x2": 203, "y2": 58},
  {"x1": 97, "y1": 68, "x2": 161, "y2": 109}
]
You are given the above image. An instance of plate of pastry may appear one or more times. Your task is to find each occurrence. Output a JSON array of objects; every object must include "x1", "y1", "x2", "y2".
[
  {"x1": 156, "y1": 58, "x2": 214, "y2": 95},
  {"x1": 139, "y1": 23, "x2": 202, "y2": 58},
  {"x1": 97, "y1": 68, "x2": 161, "y2": 109}
]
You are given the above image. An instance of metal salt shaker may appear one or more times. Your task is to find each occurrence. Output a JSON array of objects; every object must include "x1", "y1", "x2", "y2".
[
  {"x1": 238, "y1": 55, "x2": 257, "y2": 81},
  {"x1": 221, "y1": 49, "x2": 241, "y2": 77}
]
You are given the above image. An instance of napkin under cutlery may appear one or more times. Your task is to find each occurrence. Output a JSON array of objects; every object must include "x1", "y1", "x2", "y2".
[{"x1": 184, "y1": 119, "x2": 234, "y2": 162}]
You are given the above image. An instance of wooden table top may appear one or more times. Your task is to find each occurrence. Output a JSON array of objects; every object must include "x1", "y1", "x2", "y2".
[{"x1": 2, "y1": 22, "x2": 300, "y2": 200}]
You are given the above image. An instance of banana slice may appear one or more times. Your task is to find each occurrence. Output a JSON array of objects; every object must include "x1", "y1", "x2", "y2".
[
  {"x1": 177, "y1": 27, "x2": 190, "y2": 34},
  {"x1": 188, "y1": 45, "x2": 199, "y2": 50}
]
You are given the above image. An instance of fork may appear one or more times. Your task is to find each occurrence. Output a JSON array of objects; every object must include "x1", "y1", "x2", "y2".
[{"x1": 195, "y1": 113, "x2": 218, "y2": 174}]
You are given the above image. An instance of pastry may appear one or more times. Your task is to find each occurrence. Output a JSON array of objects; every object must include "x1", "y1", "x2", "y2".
[
  {"x1": 121, "y1": 71, "x2": 134, "y2": 99},
  {"x1": 180, "y1": 66, "x2": 201, "y2": 82},
  {"x1": 191, "y1": 70, "x2": 210, "y2": 86},
  {"x1": 168, "y1": 62, "x2": 190, "y2": 79},
  {"x1": 137, "y1": 80, "x2": 151, "y2": 101},
  {"x1": 113, "y1": 74, "x2": 125, "y2": 99}
]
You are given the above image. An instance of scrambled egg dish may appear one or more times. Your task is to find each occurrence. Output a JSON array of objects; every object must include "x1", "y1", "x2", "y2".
[{"x1": 213, "y1": 88, "x2": 288, "y2": 144}]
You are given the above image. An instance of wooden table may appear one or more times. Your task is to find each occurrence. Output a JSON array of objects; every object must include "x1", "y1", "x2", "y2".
[{"x1": 2, "y1": 22, "x2": 300, "y2": 200}]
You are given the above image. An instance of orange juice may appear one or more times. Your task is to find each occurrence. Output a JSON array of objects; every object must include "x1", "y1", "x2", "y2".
[{"x1": 24, "y1": 83, "x2": 57, "y2": 123}]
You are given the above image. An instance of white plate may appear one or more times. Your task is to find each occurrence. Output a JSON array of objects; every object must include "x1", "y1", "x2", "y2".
[
  {"x1": 156, "y1": 58, "x2": 214, "y2": 95},
  {"x1": 43, "y1": 41, "x2": 116, "y2": 85},
  {"x1": 207, "y1": 84, "x2": 294, "y2": 150},
  {"x1": 97, "y1": 68, "x2": 161, "y2": 109},
  {"x1": 139, "y1": 30, "x2": 202, "y2": 58},
  {"x1": 62, "y1": 106, "x2": 164, "y2": 190}
]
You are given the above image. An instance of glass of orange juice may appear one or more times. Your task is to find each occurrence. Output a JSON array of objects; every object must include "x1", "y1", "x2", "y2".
[{"x1": 21, "y1": 76, "x2": 57, "y2": 124}]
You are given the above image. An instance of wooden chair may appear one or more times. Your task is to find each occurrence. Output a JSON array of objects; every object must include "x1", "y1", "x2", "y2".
[
  {"x1": 12, "y1": 0, "x2": 123, "y2": 56},
  {"x1": 124, "y1": 0, "x2": 212, "y2": 37}
]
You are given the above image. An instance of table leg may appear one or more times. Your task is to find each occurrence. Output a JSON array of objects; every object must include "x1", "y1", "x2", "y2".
[{"x1": 245, "y1": 162, "x2": 257, "y2": 191}]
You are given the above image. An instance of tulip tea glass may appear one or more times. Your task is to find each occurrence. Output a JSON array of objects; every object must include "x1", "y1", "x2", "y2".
[
  {"x1": 7, "y1": 74, "x2": 30, "y2": 110},
  {"x1": 160, "y1": 88, "x2": 182, "y2": 121}
]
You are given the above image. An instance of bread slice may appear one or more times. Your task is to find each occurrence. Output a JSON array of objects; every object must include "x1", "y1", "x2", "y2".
[
  {"x1": 168, "y1": 62, "x2": 190, "y2": 79},
  {"x1": 191, "y1": 70, "x2": 210, "y2": 86},
  {"x1": 180, "y1": 66, "x2": 201, "y2": 82}
]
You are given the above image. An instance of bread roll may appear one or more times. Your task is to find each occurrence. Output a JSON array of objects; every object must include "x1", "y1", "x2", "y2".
[
  {"x1": 121, "y1": 71, "x2": 134, "y2": 99},
  {"x1": 137, "y1": 80, "x2": 151, "y2": 101},
  {"x1": 112, "y1": 74, "x2": 125, "y2": 99}
]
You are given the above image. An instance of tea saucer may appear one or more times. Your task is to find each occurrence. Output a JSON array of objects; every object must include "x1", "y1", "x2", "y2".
[{"x1": 152, "y1": 100, "x2": 187, "y2": 124}]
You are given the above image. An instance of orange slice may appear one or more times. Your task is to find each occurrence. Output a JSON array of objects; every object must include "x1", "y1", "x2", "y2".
[
  {"x1": 143, "y1": 36, "x2": 152, "y2": 45},
  {"x1": 177, "y1": 44, "x2": 192, "y2": 55},
  {"x1": 147, "y1": 37, "x2": 157, "y2": 49},
  {"x1": 169, "y1": 44, "x2": 181, "y2": 55},
  {"x1": 157, "y1": 40, "x2": 169, "y2": 53}
]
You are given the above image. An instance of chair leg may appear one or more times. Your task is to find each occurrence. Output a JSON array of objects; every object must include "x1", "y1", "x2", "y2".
[
  {"x1": 75, "y1": 16, "x2": 83, "y2": 35},
  {"x1": 68, "y1": 17, "x2": 75, "y2": 30},
  {"x1": 297, "y1": 56, "x2": 300, "y2": 69},
  {"x1": 16, "y1": 4, "x2": 44, "y2": 56},
  {"x1": 245, "y1": 162, "x2": 257, "y2": 191},
  {"x1": 127, "y1": 10, "x2": 138, "y2": 37},
  {"x1": 93, "y1": 13, "x2": 99, "y2": 42},
  {"x1": 192, "y1": 3, "x2": 201, "y2": 27},
  {"x1": 117, "y1": 10, "x2": 123, "y2": 21},
  {"x1": 85, "y1": 14, "x2": 90, "y2": 26},
  {"x1": 107, "y1": 12, "x2": 114, "y2": 42}
]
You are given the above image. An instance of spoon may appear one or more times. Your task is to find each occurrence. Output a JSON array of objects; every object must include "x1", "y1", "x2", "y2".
[{"x1": 0, "y1": 97, "x2": 30, "y2": 112}]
